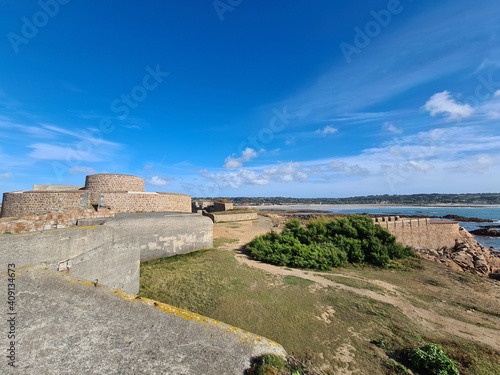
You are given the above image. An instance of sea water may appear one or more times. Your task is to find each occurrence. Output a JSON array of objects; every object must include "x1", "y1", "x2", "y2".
[{"x1": 263, "y1": 205, "x2": 500, "y2": 250}]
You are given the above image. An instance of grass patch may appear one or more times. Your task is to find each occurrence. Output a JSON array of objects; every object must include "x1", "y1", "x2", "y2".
[
  {"x1": 425, "y1": 279, "x2": 447, "y2": 287},
  {"x1": 140, "y1": 249, "x2": 418, "y2": 373},
  {"x1": 317, "y1": 274, "x2": 383, "y2": 292},
  {"x1": 139, "y1": 248, "x2": 500, "y2": 374},
  {"x1": 213, "y1": 237, "x2": 239, "y2": 248},
  {"x1": 283, "y1": 275, "x2": 315, "y2": 286}
]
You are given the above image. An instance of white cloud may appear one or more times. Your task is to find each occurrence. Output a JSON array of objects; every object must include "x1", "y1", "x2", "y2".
[
  {"x1": 328, "y1": 161, "x2": 369, "y2": 176},
  {"x1": 478, "y1": 94, "x2": 500, "y2": 119},
  {"x1": 205, "y1": 169, "x2": 269, "y2": 188},
  {"x1": 382, "y1": 122, "x2": 402, "y2": 134},
  {"x1": 315, "y1": 125, "x2": 338, "y2": 135},
  {"x1": 147, "y1": 176, "x2": 171, "y2": 186},
  {"x1": 198, "y1": 169, "x2": 208, "y2": 174},
  {"x1": 449, "y1": 153, "x2": 495, "y2": 172},
  {"x1": 0, "y1": 172, "x2": 12, "y2": 178},
  {"x1": 223, "y1": 147, "x2": 262, "y2": 169},
  {"x1": 223, "y1": 158, "x2": 243, "y2": 169},
  {"x1": 423, "y1": 91, "x2": 474, "y2": 120},
  {"x1": 144, "y1": 165, "x2": 153, "y2": 169},
  {"x1": 263, "y1": 162, "x2": 308, "y2": 182},
  {"x1": 70, "y1": 166, "x2": 96, "y2": 175}
]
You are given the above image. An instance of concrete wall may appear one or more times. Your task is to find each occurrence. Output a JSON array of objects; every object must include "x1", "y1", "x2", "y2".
[
  {"x1": 0, "y1": 225, "x2": 140, "y2": 294},
  {"x1": 103, "y1": 212, "x2": 213, "y2": 261},
  {"x1": 205, "y1": 212, "x2": 258, "y2": 223},
  {"x1": 3, "y1": 267, "x2": 286, "y2": 374},
  {"x1": 374, "y1": 218, "x2": 460, "y2": 249},
  {"x1": 85, "y1": 173, "x2": 145, "y2": 192},
  {"x1": 0, "y1": 212, "x2": 214, "y2": 293}
]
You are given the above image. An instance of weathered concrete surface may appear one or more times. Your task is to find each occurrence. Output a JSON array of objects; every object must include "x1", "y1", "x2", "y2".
[
  {"x1": 1, "y1": 267, "x2": 286, "y2": 375},
  {"x1": 0, "y1": 212, "x2": 213, "y2": 294},
  {"x1": 104, "y1": 212, "x2": 213, "y2": 262},
  {"x1": 204, "y1": 212, "x2": 258, "y2": 223},
  {"x1": 0, "y1": 225, "x2": 140, "y2": 294}
]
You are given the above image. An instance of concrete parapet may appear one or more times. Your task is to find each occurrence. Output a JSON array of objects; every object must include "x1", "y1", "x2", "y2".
[
  {"x1": 0, "y1": 212, "x2": 214, "y2": 293},
  {"x1": 205, "y1": 212, "x2": 258, "y2": 223},
  {"x1": 104, "y1": 212, "x2": 213, "y2": 262},
  {"x1": 0, "y1": 267, "x2": 286, "y2": 374},
  {"x1": 0, "y1": 225, "x2": 140, "y2": 293}
]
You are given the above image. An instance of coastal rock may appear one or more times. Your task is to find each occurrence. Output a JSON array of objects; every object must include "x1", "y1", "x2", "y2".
[
  {"x1": 415, "y1": 226, "x2": 497, "y2": 278},
  {"x1": 470, "y1": 228, "x2": 500, "y2": 237}
]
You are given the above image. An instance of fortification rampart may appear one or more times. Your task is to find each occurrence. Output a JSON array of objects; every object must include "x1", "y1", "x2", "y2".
[
  {"x1": 1, "y1": 173, "x2": 191, "y2": 217},
  {"x1": 90, "y1": 191, "x2": 191, "y2": 213},
  {"x1": 1, "y1": 191, "x2": 85, "y2": 218},
  {"x1": 0, "y1": 209, "x2": 115, "y2": 234},
  {"x1": 373, "y1": 216, "x2": 460, "y2": 249},
  {"x1": 0, "y1": 212, "x2": 213, "y2": 294}
]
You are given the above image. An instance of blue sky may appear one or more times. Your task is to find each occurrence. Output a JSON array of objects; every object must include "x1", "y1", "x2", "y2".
[{"x1": 1, "y1": 0, "x2": 500, "y2": 198}]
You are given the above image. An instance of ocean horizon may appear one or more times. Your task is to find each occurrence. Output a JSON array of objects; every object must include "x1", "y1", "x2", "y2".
[{"x1": 256, "y1": 204, "x2": 500, "y2": 250}]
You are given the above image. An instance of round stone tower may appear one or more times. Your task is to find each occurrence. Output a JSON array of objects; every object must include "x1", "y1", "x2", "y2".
[{"x1": 84, "y1": 174, "x2": 145, "y2": 192}]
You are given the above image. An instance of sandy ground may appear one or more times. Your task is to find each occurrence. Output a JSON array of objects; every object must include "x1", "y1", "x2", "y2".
[{"x1": 213, "y1": 215, "x2": 500, "y2": 351}]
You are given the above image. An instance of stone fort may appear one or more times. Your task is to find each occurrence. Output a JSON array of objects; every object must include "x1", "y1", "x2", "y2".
[
  {"x1": 0, "y1": 174, "x2": 287, "y2": 373},
  {"x1": 1, "y1": 173, "x2": 191, "y2": 218}
]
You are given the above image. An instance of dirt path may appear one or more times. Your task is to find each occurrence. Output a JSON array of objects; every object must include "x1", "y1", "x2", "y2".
[{"x1": 214, "y1": 216, "x2": 500, "y2": 351}]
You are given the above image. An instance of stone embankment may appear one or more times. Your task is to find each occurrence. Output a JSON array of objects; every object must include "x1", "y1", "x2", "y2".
[{"x1": 417, "y1": 227, "x2": 500, "y2": 280}]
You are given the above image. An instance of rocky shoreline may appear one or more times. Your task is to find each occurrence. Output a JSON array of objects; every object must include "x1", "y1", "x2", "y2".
[
  {"x1": 470, "y1": 226, "x2": 500, "y2": 237},
  {"x1": 417, "y1": 227, "x2": 500, "y2": 280},
  {"x1": 266, "y1": 212, "x2": 500, "y2": 280}
]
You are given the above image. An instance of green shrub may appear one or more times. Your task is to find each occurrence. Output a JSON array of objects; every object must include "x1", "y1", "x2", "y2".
[
  {"x1": 246, "y1": 215, "x2": 414, "y2": 271},
  {"x1": 247, "y1": 354, "x2": 287, "y2": 375},
  {"x1": 404, "y1": 343, "x2": 460, "y2": 375}
]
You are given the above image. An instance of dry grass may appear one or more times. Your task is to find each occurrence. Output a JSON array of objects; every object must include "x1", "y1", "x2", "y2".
[{"x1": 139, "y1": 250, "x2": 500, "y2": 374}]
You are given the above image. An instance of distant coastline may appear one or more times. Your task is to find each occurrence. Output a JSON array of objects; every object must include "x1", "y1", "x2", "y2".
[{"x1": 250, "y1": 204, "x2": 500, "y2": 251}]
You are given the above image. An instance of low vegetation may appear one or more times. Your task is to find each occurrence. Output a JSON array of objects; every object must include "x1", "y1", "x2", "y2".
[
  {"x1": 404, "y1": 343, "x2": 460, "y2": 375},
  {"x1": 246, "y1": 215, "x2": 414, "y2": 270},
  {"x1": 213, "y1": 237, "x2": 239, "y2": 248},
  {"x1": 139, "y1": 248, "x2": 500, "y2": 374},
  {"x1": 247, "y1": 354, "x2": 327, "y2": 375}
]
